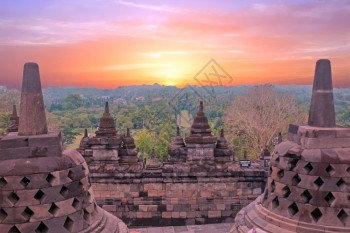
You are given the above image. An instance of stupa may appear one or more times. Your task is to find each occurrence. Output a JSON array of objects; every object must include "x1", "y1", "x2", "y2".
[
  {"x1": 185, "y1": 101, "x2": 218, "y2": 161},
  {"x1": 230, "y1": 59, "x2": 350, "y2": 233},
  {"x1": 0, "y1": 63, "x2": 128, "y2": 233},
  {"x1": 6, "y1": 105, "x2": 19, "y2": 133}
]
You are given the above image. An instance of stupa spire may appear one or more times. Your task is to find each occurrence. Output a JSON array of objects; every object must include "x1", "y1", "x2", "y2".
[
  {"x1": 104, "y1": 101, "x2": 109, "y2": 114},
  {"x1": 308, "y1": 59, "x2": 335, "y2": 127},
  {"x1": 18, "y1": 62, "x2": 48, "y2": 135},
  {"x1": 12, "y1": 105, "x2": 17, "y2": 117}
]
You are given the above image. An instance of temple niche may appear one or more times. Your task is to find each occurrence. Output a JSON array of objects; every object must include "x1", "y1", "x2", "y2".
[
  {"x1": 0, "y1": 63, "x2": 128, "y2": 233},
  {"x1": 230, "y1": 59, "x2": 350, "y2": 233}
]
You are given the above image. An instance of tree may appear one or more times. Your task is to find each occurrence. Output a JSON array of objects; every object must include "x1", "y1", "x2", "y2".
[
  {"x1": 134, "y1": 129, "x2": 155, "y2": 158},
  {"x1": 223, "y1": 85, "x2": 307, "y2": 160},
  {"x1": 63, "y1": 94, "x2": 83, "y2": 110}
]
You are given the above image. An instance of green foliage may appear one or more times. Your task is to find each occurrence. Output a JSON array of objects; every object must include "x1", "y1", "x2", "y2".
[
  {"x1": 134, "y1": 129, "x2": 155, "y2": 157},
  {"x1": 61, "y1": 126, "x2": 81, "y2": 145},
  {"x1": 63, "y1": 94, "x2": 83, "y2": 110},
  {"x1": 0, "y1": 113, "x2": 11, "y2": 135}
]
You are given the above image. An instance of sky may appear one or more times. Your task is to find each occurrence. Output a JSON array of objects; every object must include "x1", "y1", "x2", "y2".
[{"x1": 0, "y1": 0, "x2": 350, "y2": 89}]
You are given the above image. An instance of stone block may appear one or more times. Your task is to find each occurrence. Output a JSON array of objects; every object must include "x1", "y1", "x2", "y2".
[
  {"x1": 162, "y1": 212, "x2": 172, "y2": 218},
  {"x1": 92, "y1": 149, "x2": 118, "y2": 161},
  {"x1": 208, "y1": 210, "x2": 221, "y2": 218}
]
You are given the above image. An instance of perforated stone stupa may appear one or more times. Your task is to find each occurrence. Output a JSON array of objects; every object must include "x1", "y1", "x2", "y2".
[
  {"x1": 0, "y1": 63, "x2": 128, "y2": 233},
  {"x1": 230, "y1": 59, "x2": 350, "y2": 233}
]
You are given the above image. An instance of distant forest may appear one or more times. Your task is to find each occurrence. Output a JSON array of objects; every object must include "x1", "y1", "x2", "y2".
[{"x1": 2, "y1": 84, "x2": 350, "y2": 160}]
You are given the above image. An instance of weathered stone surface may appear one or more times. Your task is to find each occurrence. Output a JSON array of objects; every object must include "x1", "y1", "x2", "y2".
[
  {"x1": 0, "y1": 63, "x2": 128, "y2": 233},
  {"x1": 230, "y1": 59, "x2": 350, "y2": 233}
]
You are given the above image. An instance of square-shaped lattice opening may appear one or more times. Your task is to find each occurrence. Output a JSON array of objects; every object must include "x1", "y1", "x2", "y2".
[
  {"x1": 34, "y1": 190, "x2": 45, "y2": 202},
  {"x1": 325, "y1": 165, "x2": 335, "y2": 176},
  {"x1": 45, "y1": 173, "x2": 55, "y2": 185},
  {"x1": 0, "y1": 177, "x2": 7, "y2": 187},
  {"x1": 36, "y1": 222, "x2": 48, "y2": 233},
  {"x1": 301, "y1": 190, "x2": 312, "y2": 203},
  {"x1": 277, "y1": 169, "x2": 284, "y2": 179},
  {"x1": 9, "y1": 226, "x2": 21, "y2": 233},
  {"x1": 314, "y1": 177, "x2": 324, "y2": 188},
  {"x1": 324, "y1": 192, "x2": 335, "y2": 206},
  {"x1": 292, "y1": 174, "x2": 301, "y2": 186},
  {"x1": 338, "y1": 209, "x2": 348, "y2": 226},
  {"x1": 0, "y1": 208, "x2": 8, "y2": 221},
  {"x1": 64, "y1": 217, "x2": 74, "y2": 231},
  {"x1": 20, "y1": 177, "x2": 30, "y2": 188},
  {"x1": 337, "y1": 178, "x2": 345, "y2": 188},
  {"x1": 304, "y1": 162, "x2": 314, "y2": 174},
  {"x1": 311, "y1": 208, "x2": 323, "y2": 223},
  {"x1": 60, "y1": 186, "x2": 69, "y2": 198},
  {"x1": 272, "y1": 196, "x2": 279, "y2": 209},
  {"x1": 270, "y1": 180, "x2": 276, "y2": 193},
  {"x1": 288, "y1": 202, "x2": 299, "y2": 217},
  {"x1": 67, "y1": 170, "x2": 75, "y2": 180},
  {"x1": 8, "y1": 192, "x2": 20, "y2": 205},
  {"x1": 22, "y1": 207, "x2": 34, "y2": 220},
  {"x1": 48, "y1": 203, "x2": 59, "y2": 216}
]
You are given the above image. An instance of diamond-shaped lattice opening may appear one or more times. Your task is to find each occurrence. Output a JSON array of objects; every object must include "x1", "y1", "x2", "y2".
[
  {"x1": 8, "y1": 192, "x2": 20, "y2": 205},
  {"x1": 0, "y1": 177, "x2": 7, "y2": 187},
  {"x1": 314, "y1": 177, "x2": 324, "y2": 188},
  {"x1": 59, "y1": 186, "x2": 69, "y2": 198},
  {"x1": 277, "y1": 169, "x2": 284, "y2": 179},
  {"x1": 35, "y1": 222, "x2": 48, "y2": 233},
  {"x1": 346, "y1": 166, "x2": 350, "y2": 174},
  {"x1": 45, "y1": 173, "x2": 55, "y2": 185},
  {"x1": 311, "y1": 208, "x2": 323, "y2": 223},
  {"x1": 72, "y1": 198, "x2": 80, "y2": 210},
  {"x1": 0, "y1": 208, "x2": 8, "y2": 221},
  {"x1": 78, "y1": 181, "x2": 84, "y2": 190},
  {"x1": 337, "y1": 178, "x2": 345, "y2": 188},
  {"x1": 292, "y1": 174, "x2": 301, "y2": 186},
  {"x1": 338, "y1": 209, "x2": 348, "y2": 226},
  {"x1": 20, "y1": 177, "x2": 30, "y2": 187},
  {"x1": 270, "y1": 180, "x2": 276, "y2": 192},
  {"x1": 22, "y1": 207, "x2": 34, "y2": 220},
  {"x1": 67, "y1": 170, "x2": 74, "y2": 181},
  {"x1": 272, "y1": 196, "x2": 279, "y2": 209},
  {"x1": 263, "y1": 189, "x2": 268, "y2": 202},
  {"x1": 282, "y1": 186, "x2": 291, "y2": 198},
  {"x1": 64, "y1": 217, "x2": 74, "y2": 231},
  {"x1": 288, "y1": 202, "x2": 299, "y2": 217},
  {"x1": 9, "y1": 226, "x2": 21, "y2": 233},
  {"x1": 269, "y1": 166, "x2": 273, "y2": 175},
  {"x1": 82, "y1": 165, "x2": 86, "y2": 172},
  {"x1": 325, "y1": 165, "x2": 335, "y2": 176},
  {"x1": 34, "y1": 190, "x2": 45, "y2": 202},
  {"x1": 304, "y1": 162, "x2": 314, "y2": 174},
  {"x1": 325, "y1": 192, "x2": 335, "y2": 206},
  {"x1": 83, "y1": 209, "x2": 90, "y2": 221},
  {"x1": 289, "y1": 158, "x2": 299, "y2": 171},
  {"x1": 301, "y1": 190, "x2": 312, "y2": 203},
  {"x1": 275, "y1": 156, "x2": 280, "y2": 163},
  {"x1": 48, "y1": 203, "x2": 59, "y2": 216}
]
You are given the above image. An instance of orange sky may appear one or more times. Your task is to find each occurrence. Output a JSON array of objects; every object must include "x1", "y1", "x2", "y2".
[{"x1": 0, "y1": 0, "x2": 350, "y2": 89}]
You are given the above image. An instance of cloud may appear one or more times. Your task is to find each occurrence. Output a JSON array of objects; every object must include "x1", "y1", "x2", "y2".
[
  {"x1": 115, "y1": 0, "x2": 184, "y2": 13},
  {"x1": 103, "y1": 63, "x2": 170, "y2": 70}
]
